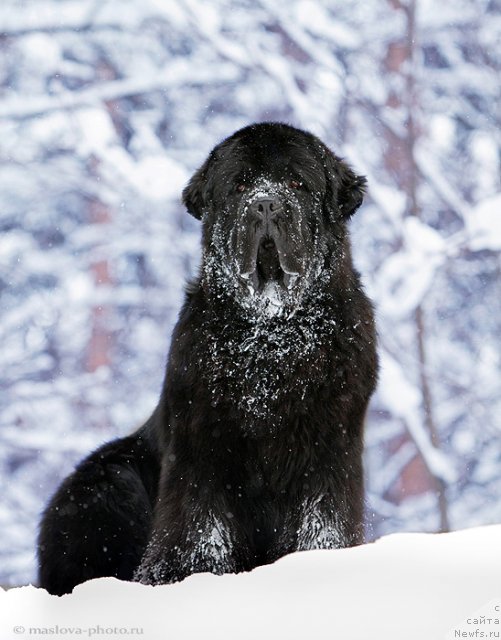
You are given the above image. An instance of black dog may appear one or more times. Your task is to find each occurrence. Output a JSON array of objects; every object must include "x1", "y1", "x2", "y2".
[{"x1": 38, "y1": 122, "x2": 378, "y2": 594}]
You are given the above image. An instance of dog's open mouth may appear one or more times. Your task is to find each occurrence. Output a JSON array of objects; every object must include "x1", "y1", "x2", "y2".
[{"x1": 242, "y1": 236, "x2": 297, "y2": 292}]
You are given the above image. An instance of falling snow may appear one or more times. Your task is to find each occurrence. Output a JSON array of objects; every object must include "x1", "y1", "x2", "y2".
[{"x1": 1, "y1": 0, "x2": 500, "y2": 586}]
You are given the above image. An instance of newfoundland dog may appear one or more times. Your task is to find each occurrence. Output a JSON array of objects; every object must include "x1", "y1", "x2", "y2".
[{"x1": 38, "y1": 122, "x2": 378, "y2": 594}]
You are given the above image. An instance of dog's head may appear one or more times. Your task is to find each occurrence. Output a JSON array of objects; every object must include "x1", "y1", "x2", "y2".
[{"x1": 183, "y1": 122, "x2": 366, "y2": 312}]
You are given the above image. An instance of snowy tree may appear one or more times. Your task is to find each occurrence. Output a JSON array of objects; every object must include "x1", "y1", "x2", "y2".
[
  {"x1": 0, "y1": 0, "x2": 499, "y2": 585},
  {"x1": 350, "y1": 0, "x2": 501, "y2": 534}
]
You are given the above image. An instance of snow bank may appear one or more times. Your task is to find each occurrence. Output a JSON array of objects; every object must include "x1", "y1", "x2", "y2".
[{"x1": 1, "y1": 526, "x2": 500, "y2": 640}]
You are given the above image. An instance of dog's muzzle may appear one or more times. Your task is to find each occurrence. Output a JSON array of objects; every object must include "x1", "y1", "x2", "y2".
[{"x1": 237, "y1": 194, "x2": 304, "y2": 292}]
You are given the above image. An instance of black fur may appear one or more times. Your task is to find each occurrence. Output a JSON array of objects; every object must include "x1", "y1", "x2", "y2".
[{"x1": 38, "y1": 122, "x2": 378, "y2": 594}]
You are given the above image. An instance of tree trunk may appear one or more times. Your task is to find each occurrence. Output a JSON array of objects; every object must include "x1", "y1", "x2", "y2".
[{"x1": 385, "y1": 0, "x2": 450, "y2": 531}]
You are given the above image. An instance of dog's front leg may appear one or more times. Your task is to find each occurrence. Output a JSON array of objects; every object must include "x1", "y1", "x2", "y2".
[
  {"x1": 293, "y1": 493, "x2": 363, "y2": 551},
  {"x1": 134, "y1": 451, "x2": 249, "y2": 585},
  {"x1": 269, "y1": 484, "x2": 364, "y2": 563}
]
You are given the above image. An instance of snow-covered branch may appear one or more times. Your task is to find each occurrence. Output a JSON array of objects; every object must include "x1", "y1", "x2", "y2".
[{"x1": 0, "y1": 63, "x2": 240, "y2": 120}]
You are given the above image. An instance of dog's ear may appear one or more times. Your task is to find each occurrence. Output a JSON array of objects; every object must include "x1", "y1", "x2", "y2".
[
  {"x1": 322, "y1": 148, "x2": 367, "y2": 220},
  {"x1": 182, "y1": 153, "x2": 214, "y2": 220},
  {"x1": 336, "y1": 161, "x2": 367, "y2": 218}
]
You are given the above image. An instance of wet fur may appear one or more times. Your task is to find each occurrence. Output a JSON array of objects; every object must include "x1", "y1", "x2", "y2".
[{"x1": 38, "y1": 123, "x2": 378, "y2": 594}]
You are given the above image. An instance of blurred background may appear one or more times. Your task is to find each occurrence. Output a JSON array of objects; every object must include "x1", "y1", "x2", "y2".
[{"x1": 1, "y1": 0, "x2": 500, "y2": 586}]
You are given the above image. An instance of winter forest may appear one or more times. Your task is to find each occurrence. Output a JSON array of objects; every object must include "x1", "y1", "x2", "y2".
[{"x1": 0, "y1": 0, "x2": 500, "y2": 587}]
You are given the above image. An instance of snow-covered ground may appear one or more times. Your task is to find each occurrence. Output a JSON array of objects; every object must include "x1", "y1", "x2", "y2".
[{"x1": 2, "y1": 526, "x2": 500, "y2": 640}]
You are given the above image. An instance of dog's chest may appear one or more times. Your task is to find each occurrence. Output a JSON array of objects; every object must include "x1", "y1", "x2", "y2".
[{"x1": 200, "y1": 309, "x2": 339, "y2": 430}]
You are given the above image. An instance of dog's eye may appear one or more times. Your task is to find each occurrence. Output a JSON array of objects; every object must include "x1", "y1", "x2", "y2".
[
  {"x1": 236, "y1": 184, "x2": 246, "y2": 193},
  {"x1": 289, "y1": 180, "x2": 302, "y2": 189}
]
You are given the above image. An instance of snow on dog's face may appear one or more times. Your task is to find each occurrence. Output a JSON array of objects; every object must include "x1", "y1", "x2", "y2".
[{"x1": 183, "y1": 122, "x2": 366, "y2": 313}]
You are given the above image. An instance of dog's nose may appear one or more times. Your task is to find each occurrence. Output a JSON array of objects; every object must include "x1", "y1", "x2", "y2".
[{"x1": 249, "y1": 197, "x2": 282, "y2": 220}]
